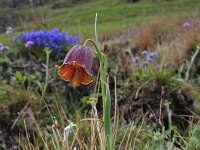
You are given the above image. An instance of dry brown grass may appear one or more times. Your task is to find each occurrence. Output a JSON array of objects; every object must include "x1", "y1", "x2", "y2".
[
  {"x1": 99, "y1": 14, "x2": 200, "y2": 72},
  {"x1": 133, "y1": 14, "x2": 200, "y2": 68}
]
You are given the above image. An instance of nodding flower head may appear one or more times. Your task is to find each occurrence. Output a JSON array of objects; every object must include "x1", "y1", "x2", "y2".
[{"x1": 56, "y1": 45, "x2": 93, "y2": 87}]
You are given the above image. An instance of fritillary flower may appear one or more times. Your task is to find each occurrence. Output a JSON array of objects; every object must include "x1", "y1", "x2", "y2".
[{"x1": 56, "y1": 45, "x2": 93, "y2": 87}]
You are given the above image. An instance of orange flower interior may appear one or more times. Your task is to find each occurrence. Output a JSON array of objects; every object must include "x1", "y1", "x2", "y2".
[{"x1": 57, "y1": 61, "x2": 92, "y2": 87}]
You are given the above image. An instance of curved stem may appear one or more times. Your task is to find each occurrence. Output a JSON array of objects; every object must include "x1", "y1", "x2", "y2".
[
  {"x1": 42, "y1": 49, "x2": 52, "y2": 98},
  {"x1": 83, "y1": 39, "x2": 106, "y2": 105},
  {"x1": 84, "y1": 38, "x2": 113, "y2": 150}
]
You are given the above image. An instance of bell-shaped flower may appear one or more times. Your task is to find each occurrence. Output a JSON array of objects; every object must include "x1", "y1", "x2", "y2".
[{"x1": 57, "y1": 44, "x2": 93, "y2": 87}]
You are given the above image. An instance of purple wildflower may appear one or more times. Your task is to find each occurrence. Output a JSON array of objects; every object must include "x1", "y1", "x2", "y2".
[
  {"x1": 17, "y1": 28, "x2": 80, "y2": 52},
  {"x1": 13, "y1": 37, "x2": 19, "y2": 43},
  {"x1": 128, "y1": 60, "x2": 132, "y2": 64},
  {"x1": 149, "y1": 52, "x2": 158, "y2": 59},
  {"x1": 0, "y1": 46, "x2": 5, "y2": 51},
  {"x1": 147, "y1": 56, "x2": 153, "y2": 62},
  {"x1": 2, "y1": 46, "x2": 9, "y2": 50},
  {"x1": 6, "y1": 26, "x2": 13, "y2": 35},
  {"x1": 0, "y1": 42, "x2": 9, "y2": 52},
  {"x1": 25, "y1": 41, "x2": 34, "y2": 47},
  {"x1": 183, "y1": 22, "x2": 192, "y2": 27},
  {"x1": 134, "y1": 56, "x2": 140, "y2": 63},
  {"x1": 146, "y1": 124, "x2": 153, "y2": 129},
  {"x1": 141, "y1": 50, "x2": 148, "y2": 56},
  {"x1": 141, "y1": 61, "x2": 148, "y2": 66}
]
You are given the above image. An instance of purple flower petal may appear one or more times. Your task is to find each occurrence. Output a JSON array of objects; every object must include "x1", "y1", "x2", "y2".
[
  {"x1": 134, "y1": 56, "x2": 140, "y2": 63},
  {"x1": 6, "y1": 26, "x2": 13, "y2": 35},
  {"x1": 183, "y1": 22, "x2": 192, "y2": 27},
  {"x1": 141, "y1": 50, "x2": 148, "y2": 56},
  {"x1": 141, "y1": 61, "x2": 148, "y2": 66},
  {"x1": 146, "y1": 124, "x2": 153, "y2": 129},
  {"x1": 147, "y1": 56, "x2": 153, "y2": 62},
  {"x1": 25, "y1": 41, "x2": 34, "y2": 47}
]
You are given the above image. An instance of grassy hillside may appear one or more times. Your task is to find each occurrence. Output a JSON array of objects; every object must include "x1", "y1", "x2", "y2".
[
  {"x1": 47, "y1": 0, "x2": 200, "y2": 35},
  {"x1": 0, "y1": 0, "x2": 200, "y2": 37}
]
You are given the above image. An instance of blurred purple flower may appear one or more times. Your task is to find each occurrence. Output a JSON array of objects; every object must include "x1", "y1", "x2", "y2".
[
  {"x1": 134, "y1": 56, "x2": 140, "y2": 63},
  {"x1": 183, "y1": 22, "x2": 192, "y2": 27},
  {"x1": 141, "y1": 61, "x2": 148, "y2": 66},
  {"x1": 141, "y1": 50, "x2": 148, "y2": 56},
  {"x1": 3, "y1": 46, "x2": 9, "y2": 50},
  {"x1": 128, "y1": 60, "x2": 132, "y2": 64},
  {"x1": 0, "y1": 42, "x2": 9, "y2": 52},
  {"x1": 6, "y1": 26, "x2": 13, "y2": 35},
  {"x1": 149, "y1": 52, "x2": 158, "y2": 59},
  {"x1": 25, "y1": 41, "x2": 34, "y2": 47},
  {"x1": 147, "y1": 56, "x2": 153, "y2": 62},
  {"x1": 146, "y1": 124, "x2": 153, "y2": 129},
  {"x1": 13, "y1": 37, "x2": 19, "y2": 43},
  {"x1": 0, "y1": 46, "x2": 5, "y2": 51}
]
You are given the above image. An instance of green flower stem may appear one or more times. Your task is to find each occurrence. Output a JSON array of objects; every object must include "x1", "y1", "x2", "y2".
[
  {"x1": 42, "y1": 49, "x2": 52, "y2": 97},
  {"x1": 84, "y1": 39, "x2": 113, "y2": 150},
  {"x1": 84, "y1": 39, "x2": 106, "y2": 107},
  {"x1": 84, "y1": 38, "x2": 113, "y2": 150}
]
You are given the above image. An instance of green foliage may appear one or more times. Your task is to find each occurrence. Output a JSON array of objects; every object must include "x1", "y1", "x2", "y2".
[
  {"x1": 15, "y1": 71, "x2": 23, "y2": 83},
  {"x1": 0, "y1": 0, "x2": 200, "y2": 36},
  {"x1": 132, "y1": 65, "x2": 180, "y2": 87},
  {"x1": 187, "y1": 123, "x2": 200, "y2": 149}
]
